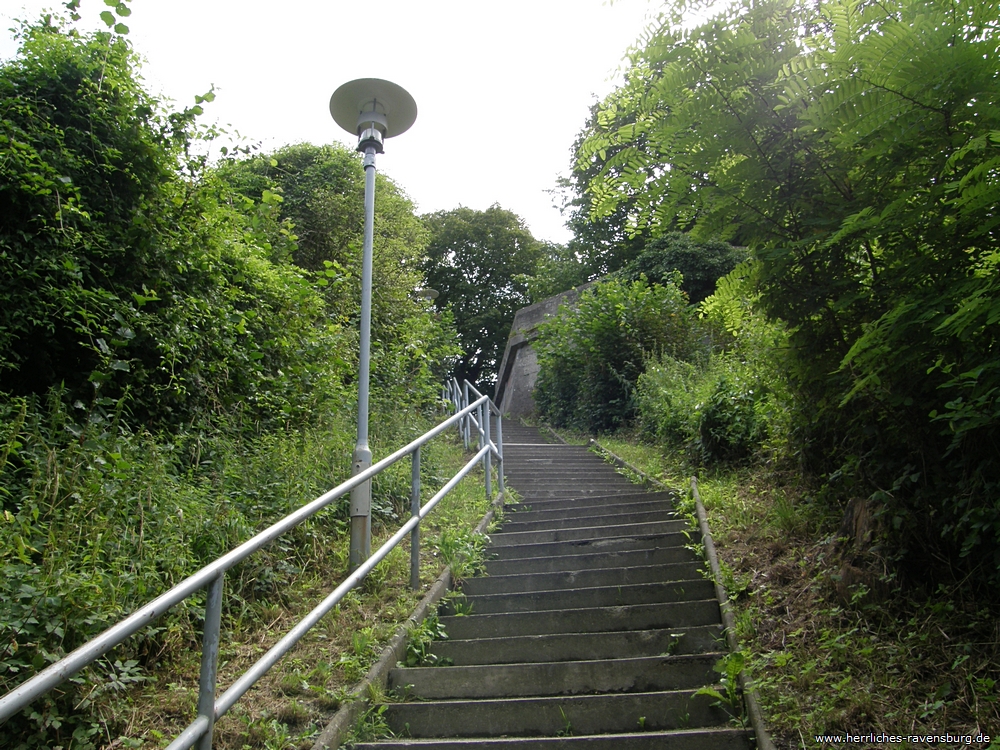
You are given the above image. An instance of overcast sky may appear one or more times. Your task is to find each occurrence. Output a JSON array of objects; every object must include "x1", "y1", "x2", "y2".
[{"x1": 1, "y1": 0, "x2": 664, "y2": 243}]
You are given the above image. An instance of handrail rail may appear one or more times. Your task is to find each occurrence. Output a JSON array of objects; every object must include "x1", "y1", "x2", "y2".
[
  {"x1": 0, "y1": 381, "x2": 503, "y2": 750},
  {"x1": 443, "y1": 378, "x2": 504, "y2": 499}
]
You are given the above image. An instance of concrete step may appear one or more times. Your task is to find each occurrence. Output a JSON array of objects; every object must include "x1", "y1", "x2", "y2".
[
  {"x1": 381, "y1": 689, "x2": 735, "y2": 738},
  {"x1": 504, "y1": 473, "x2": 629, "y2": 483},
  {"x1": 441, "y1": 604, "x2": 721, "y2": 640},
  {"x1": 351, "y1": 728, "x2": 752, "y2": 750},
  {"x1": 503, "y1": 466, "x2": 614, "y2": 474},
  {"x1": 506, "y1": 491, "x2": 672, "y2": 512},
  {"x1": 502, "y1": 449, "x2": 594, "y2": 458},
  {"x1": 440, "y1": 600, "x2": 722, "y2": 640},
  {"x1": 489, "y1": 520, "x2": 688, "y2": 547},
  {"x1": 461, "y1": 562, "x2": 704, "y2": 595},
  {"x1": 515, "y1": 487, "x2": 645, "y2": 500},
  {"x1": 432, "y1": 625, "x2": 725, "y2": 665},
  {"x1": 502, "y1": 498, "x2": 674, "y2": 523},
  {"x1": 499, "y1": 509, "x2": 676, "y2": 534},
  {"x1": 486, "y1": 546, "x2": 698, "y2": 576},
  {"x1": 445, "y1": 579, "x2": 717, "y2": 615},
  {"x1": 509, "y1": 483, "x2": 638, "y2": 496},
  {"x1": 509, "y1": 478, "x2": 636, "y2": 488},
  {"x1": 487, "y1": 531, "x2": 696, "y2": 561},
  {"x1": 502, "y1": 470, "x2": 630, "y2": 481},
  {"x1": 389, "y1": 654, "x2": 722, "y2": 700}
]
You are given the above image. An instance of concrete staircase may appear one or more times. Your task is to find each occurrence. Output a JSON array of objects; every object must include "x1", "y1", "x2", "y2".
[{"x1": 351, "y1": 423, "x2": 751, "y2": 749}]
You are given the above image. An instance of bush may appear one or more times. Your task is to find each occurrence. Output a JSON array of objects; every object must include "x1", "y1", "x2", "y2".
[
  {"x1": 635, "y1": 356, "x2": 704, "y2": 442},
  {"x1": 534, "y1": 277, "x2": 703, "y2": 433},
  {"x1": 635, "y1": 262, "x2": 792, "y2": 464}
]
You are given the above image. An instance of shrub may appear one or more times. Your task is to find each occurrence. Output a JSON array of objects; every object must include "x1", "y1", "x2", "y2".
[
  {"x1": 635, "y1": 262, "x2": 793, "y2": 464},
  {"x1": 534, "y1": 277, "x2": 702, "y2": 433}
]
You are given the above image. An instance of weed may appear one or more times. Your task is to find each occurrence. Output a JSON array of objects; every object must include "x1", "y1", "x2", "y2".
[
  {"x1": 404, "y1": 614, "x2": 450, "y2": 667},
  {"x1": 444, "y1": 590, "x2": 474, "y2": 616},
  {"x1": 350, "y1": 703, "x2": 395, "y2": 743},
  {"x1": 696, "y1": 651, "x2": 747, "y2": 728},
  {"x1": 556, "y1": 706, "x2": 574, "y2": 736},
  {"x1": 434, "y1": 528, "x2": 488, "y2": 581}
]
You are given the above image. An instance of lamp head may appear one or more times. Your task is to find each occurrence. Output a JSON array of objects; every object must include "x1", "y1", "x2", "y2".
[{"x1": 330, "y1": 78, "x2": 417, "y2": 154}]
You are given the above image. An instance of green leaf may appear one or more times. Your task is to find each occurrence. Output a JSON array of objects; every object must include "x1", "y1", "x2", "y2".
[
  {"x1": 114, "y1": 22, "x2": 129, "y2": 34},
  {"x1": 100, "y1": 10, "x2": 115, "y2": 26},
  {"x1": 115, "y1": 2, "x2": 131, "y2": 16}
]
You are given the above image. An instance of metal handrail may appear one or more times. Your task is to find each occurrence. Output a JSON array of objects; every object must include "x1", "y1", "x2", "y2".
[{"x1": 0, "y1": 382, "x2": 503, "y2": 750}]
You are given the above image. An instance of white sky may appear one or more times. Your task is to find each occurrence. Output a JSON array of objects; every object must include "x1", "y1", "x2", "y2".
[{"x1": 1, "y1": 0, "x2": 664, "y2": 244}]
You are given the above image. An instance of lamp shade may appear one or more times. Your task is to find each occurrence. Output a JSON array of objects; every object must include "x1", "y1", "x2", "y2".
[{"x1": 329, "y1": 78, "x2": 417, "y2": 139}]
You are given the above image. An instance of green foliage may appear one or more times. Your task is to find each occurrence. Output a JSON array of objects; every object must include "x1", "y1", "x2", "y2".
[
  {"x1": 0, "y1": 388, "x2": 355, "y2": 746},
  {"x1": 404, "y1": 614, "x2": 449, "y2": 668},
  {"x1": 617, "y1": 233, "x2": 748, "y2": 305},
  {"x1": 433, "y1": 527, "x2": 488, "y2": 582},
  {"x1": 213, "y1": 143, "x2": 461, "y2": 413},
  {"x1": 421, "y1": 205, "x2": 543, "y2": 388},
  {"x1": 578, "y1": 0, "x2": 1000, "y2": 583},
  {"x1": 523, "y1": 241, "x2": 593, "y2": 301},
  {"x1": 634, "y1": 262, "x2": 792, "y2": 464},
  {"x1": 696, "y1": 651, "x2": 747, "y2": 727},
  {"x1": 0, "y1": 11, "x2": 468, "y2": 748},
  {"x1": 553, "y1": 102, "x2": 648, "y2": 280},
  {"x1": 0, "y1": 17, "x2": 353, "y2": 432},
  {"x1": 534, "y1": 277, "x2": 700, "y2": 433},
  {"x1": 634, "y1": 356, "x2": 704, "y2": 443}
]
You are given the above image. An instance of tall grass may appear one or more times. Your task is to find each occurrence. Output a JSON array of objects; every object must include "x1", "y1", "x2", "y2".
[{"x1": 0, "y1": 389, "x2": 488, "y2": 749}]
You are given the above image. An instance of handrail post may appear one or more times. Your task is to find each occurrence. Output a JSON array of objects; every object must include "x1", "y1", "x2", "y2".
[
  {"x1": 484, "y1": 405, "x2": 492, "y2": 502},
  {"x1": 463, "y1": 381, "x2": 471, "y2": 449},
  {"x1": 410, "y1": 447, "x2": 421, "y2": 590},
  {"x1": 496, "y1": 412, "x2": 504, "y2": 498},
  {"x1": 195, "y1": 573, "x2": 224, "y2": 750}
]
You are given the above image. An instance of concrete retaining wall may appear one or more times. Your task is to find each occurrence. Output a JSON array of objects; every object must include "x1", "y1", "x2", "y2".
[{"x1": 494, "y1": 283, "x2": 593, "y2": 417}]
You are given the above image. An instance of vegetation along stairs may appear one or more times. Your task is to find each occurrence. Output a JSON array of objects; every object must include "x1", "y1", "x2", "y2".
[{"x1": 351, "y1": 423, "x2": 752, "y2": 749}]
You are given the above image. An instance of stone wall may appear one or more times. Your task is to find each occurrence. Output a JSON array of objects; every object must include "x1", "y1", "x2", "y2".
[{"x1": 493, "y1": 283, "x2": 593, "y2": 417}]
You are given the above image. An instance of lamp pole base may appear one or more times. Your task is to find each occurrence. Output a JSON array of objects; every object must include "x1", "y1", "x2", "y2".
[{"x1": 348, "y1": 444, "x2": 372, "y2": 572}]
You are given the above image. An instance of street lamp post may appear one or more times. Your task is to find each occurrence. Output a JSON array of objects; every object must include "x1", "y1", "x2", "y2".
[{"x1": 330, "y1": 79, "x2": 417, "y2": 572}]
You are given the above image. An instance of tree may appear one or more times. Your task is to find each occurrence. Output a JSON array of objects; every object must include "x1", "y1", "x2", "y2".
[
  {"x1": 421, "y1": 205, "x2": 542, "y2": 388},
  {"x1": 579, "y1": 0, "x2": 1000, "y2": 581},
  {"x1": 0, "y1": 19, "x2": 364, "y2": 431},
  {"x1": 617, "y1": 232, "x2": 748, "y2": 304},
  {"x1": 214, "y1": 143, "x2": 459, "y2": 409},
  {"x1": 523, "y1": 241, "x2": 591, "y2": 301}
]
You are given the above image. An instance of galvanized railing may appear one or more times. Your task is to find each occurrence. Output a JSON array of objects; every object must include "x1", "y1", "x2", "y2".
[
  {"x1": 0, "y1": 381, "x2": 502, "y2": 749},
  {"x1": 443, "y1": 377, "x2": 504, "y2": 500}
]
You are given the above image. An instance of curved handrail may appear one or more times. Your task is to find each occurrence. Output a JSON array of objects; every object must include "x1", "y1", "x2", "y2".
[{"x1": 0, "y1": 382, "x2": 503, "y2": 750}]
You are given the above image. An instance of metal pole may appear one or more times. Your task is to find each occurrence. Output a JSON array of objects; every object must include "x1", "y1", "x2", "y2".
[
  {"x1": 463, "y1": 381, "x2": 471, "y2": 449},
  {"x1": 349, "y1": 146, "x2": 377, "y2": 572},
  {"x1": 496, "y1": 412, "x2": 504, "y2": 498},
  {"x1": 483, "y1": 404, "x2": 492, "y2": 502},
  {"x1": 410, "y1": 447, "x2": 421, "y2": 590},
  {"x1": 195, "y1": 574, "x2": 224, "y2": 750}
]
